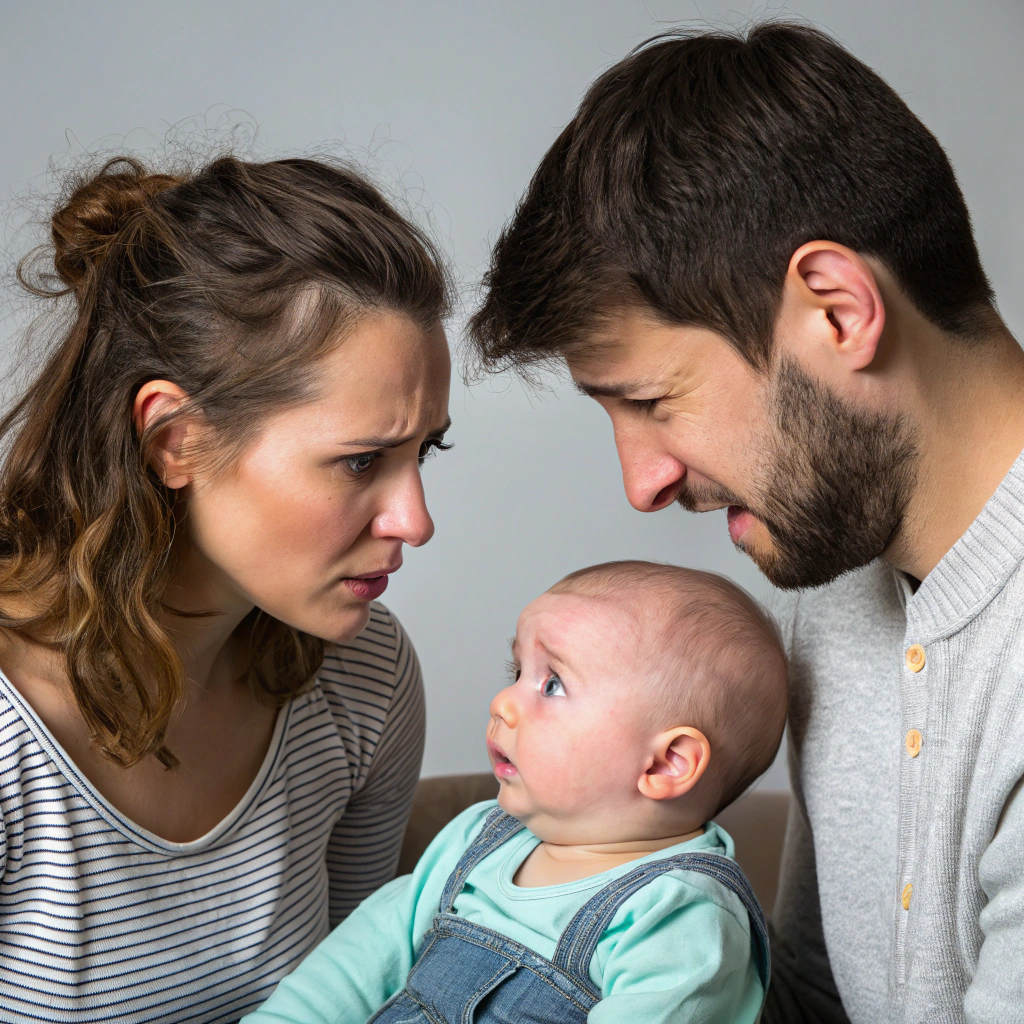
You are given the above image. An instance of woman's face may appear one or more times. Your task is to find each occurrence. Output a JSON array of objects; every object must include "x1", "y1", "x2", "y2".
[{"x1": 176, "y1": 312, "x2": 451, "y2": 643}]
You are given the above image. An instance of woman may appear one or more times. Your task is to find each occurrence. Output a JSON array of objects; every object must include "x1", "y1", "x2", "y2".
[{"x1": 0, "y1": 155, "x2": 452, "y2": 1021}]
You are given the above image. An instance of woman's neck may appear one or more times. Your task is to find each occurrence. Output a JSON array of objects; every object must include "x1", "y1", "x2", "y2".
[{"x1": 159, "y1": 532, "x2": 255, "y2": 692}]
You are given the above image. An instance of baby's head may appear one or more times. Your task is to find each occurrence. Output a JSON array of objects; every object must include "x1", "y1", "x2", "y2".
[{"x1": 487, "y1": 561, "x2": 788, "y2": 845}]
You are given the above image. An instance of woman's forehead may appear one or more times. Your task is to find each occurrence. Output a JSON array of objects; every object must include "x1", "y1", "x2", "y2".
[{"x1": 305, "y1": 314, "x2": 450, "y2": 426}]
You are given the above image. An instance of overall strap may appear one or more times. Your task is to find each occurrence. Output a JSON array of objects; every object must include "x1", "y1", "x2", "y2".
[
  {"x1": 437, "y1": 807, "x2": 525, "y2": 913},
  {"x1": 553, "y1": 851, "x2": 770, "y2": 993}
]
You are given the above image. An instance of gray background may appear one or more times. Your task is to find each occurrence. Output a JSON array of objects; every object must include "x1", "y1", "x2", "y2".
[{"x1": 2, "y1": 1, "x2": 1021, "y2": 789}]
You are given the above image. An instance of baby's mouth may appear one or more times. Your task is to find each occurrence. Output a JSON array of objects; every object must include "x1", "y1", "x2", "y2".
[{"x1": 488, "y1": 742, "x2": 519, "y2": 780}]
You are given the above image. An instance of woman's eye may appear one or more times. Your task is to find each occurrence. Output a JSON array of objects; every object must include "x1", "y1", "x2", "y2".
[
  {"x1": 418, "y1": 438, "x2": 452, "y2": 465},
  {"x1": 343, "y1": 452, "x2": 379, "y2": 476},
  {"x1": 541, "y1": 674, "x2": 566, "y2": 697}
]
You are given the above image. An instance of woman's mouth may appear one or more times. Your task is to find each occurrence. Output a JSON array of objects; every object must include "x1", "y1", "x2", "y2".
[{"x1": 341, "y1": 566, "x2": 400, "y2": 602}]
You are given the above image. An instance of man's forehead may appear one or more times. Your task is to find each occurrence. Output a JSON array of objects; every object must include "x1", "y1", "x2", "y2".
[{"x1": 568, "y1": 315, "x2": 739, "y2": 397}]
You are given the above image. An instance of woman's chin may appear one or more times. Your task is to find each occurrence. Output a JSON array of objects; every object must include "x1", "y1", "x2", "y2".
[{"x1": 276, "y1": 601, "x2": 373, "y2": 647}]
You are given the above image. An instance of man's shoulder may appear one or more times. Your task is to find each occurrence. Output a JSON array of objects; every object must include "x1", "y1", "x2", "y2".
[{"x1": 772, "y1": 559, "x2": 904, "y2": 651}]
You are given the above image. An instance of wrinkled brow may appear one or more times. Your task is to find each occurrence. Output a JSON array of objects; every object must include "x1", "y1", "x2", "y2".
[{"x1": 573, "y1": 377, "x2": 661, "y2": 399}]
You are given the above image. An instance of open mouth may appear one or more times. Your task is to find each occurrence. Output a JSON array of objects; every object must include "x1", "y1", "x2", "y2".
[
  {"x1": 488, "y1": 742, "x2": 518, "y2": 780},
  {"x1": 726, "y1": 505, "x2": 756, "y2": 547},
  {"x1": 342, "y1": 574, "x2": 391, "y2": 601}
]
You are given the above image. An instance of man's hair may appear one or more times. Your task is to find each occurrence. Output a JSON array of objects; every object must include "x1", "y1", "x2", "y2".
[
  {"x1": 469, "y1": 22, "x2": 998, "y2": 375},
  {"x1": 551, "y1": 561, "x2": 788, "y2": 816}
]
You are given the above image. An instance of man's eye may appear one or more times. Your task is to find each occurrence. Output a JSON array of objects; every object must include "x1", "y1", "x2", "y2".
[
  {"x1": 541, "y1": 674, "x2": 566, "y2": 697},
  {"x1": 343, "y1": 452, "x2": 379, "y2": 476},
  {"x1": 418, "y1": 437, "x2": 453, "y2": 465},
  {"x1": 626, "y1": 398, "x2": 659, "y2": 414}
]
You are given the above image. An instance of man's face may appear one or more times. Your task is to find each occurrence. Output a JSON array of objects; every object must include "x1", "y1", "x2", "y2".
[{"x1": 568, "y1": 309, "x2": 917, "y2": 589}]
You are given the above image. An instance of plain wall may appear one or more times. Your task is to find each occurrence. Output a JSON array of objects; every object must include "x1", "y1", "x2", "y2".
[{"x1": 2, "y1": 1, "x2": 1021, "y2": 790}]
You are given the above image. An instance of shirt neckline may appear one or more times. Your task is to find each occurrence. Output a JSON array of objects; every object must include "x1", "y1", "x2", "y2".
[
  {"x1": 908, "y1": 445, "x2": 1024, "y2": 640},
  {"x1": 0, "y1": 669, "x2": 294, "y2": 855},
  {"x1": 494, "y1": 823, "x2": 725, "y2": 901}
]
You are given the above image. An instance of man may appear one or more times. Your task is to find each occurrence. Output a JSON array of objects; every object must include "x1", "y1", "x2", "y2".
[{"x1": 468, "y1": 23, "x2": 1024, "y2": 1024}]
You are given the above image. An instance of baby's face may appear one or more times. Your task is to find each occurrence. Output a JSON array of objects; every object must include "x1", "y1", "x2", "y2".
[{"x1": 487, "y1": 591, "x2": 657, "y2": 844}]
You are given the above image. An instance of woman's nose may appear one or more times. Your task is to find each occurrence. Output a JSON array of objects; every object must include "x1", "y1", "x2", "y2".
[
  {"x1": 489, "y1": 687, "x2": 519, "y2": 728},
  {"x1": 373, "y1": 467, "x2": 435, "y2": 547}
]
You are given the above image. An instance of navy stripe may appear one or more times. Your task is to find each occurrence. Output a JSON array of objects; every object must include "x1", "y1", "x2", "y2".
[{"x1": 0, "y1": 602, "x2": 425, "y2": 1023}]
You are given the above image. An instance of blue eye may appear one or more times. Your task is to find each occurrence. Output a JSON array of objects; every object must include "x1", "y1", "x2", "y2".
[
  {"x1": 343, "y1": 452, "x2": 379, "y2": 476},
  {"x1": 541, "y1": 675, "x2": 566, "y2": 697}
]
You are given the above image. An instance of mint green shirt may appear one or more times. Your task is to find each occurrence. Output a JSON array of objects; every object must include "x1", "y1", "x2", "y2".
[{"x1": 242, "y1": 801, "x2": 764, "y2": 1024}]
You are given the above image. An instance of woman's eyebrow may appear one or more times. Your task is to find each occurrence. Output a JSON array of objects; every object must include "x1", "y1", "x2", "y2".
[{"x1": 340, "y1": 418, "x2": 451, "y2": 450}]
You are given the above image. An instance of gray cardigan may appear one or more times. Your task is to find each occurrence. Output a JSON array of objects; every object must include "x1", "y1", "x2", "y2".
[{"x1": 764, "y1": 451, "x2": 1024, "y2": 1024}]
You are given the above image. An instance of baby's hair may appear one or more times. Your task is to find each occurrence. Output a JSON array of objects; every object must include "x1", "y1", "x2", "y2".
[{"x1": 551, "y1": 561, "x2": 788, "y2": 817}]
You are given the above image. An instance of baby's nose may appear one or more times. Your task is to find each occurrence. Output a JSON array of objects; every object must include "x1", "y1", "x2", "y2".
[{"x1": 489, "y1": 687, "x2": 519, "y2": 727}]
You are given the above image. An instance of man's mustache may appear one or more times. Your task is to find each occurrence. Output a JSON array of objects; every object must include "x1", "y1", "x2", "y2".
[{"x1": 676, "y1": 478, "x2": 747, "y2": 514}]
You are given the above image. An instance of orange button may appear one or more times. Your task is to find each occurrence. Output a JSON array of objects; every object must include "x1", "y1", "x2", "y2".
[
  {"x1": 901, "y1": 883, "x2": 913, "y2": 910},
  {"x1": 906, "y1": 645, "x2": 926, "y2": 672},
  {"x1": 905, "y1": 729, "x2": 922, "y2": 758}
]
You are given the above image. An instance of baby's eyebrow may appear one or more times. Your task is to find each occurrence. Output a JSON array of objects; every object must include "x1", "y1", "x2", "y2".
[{"x1": 508, "y1": 637, "x2": 519, "y2": 657}]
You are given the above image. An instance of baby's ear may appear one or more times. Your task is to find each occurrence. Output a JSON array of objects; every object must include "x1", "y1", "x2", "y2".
[{"x1": 637, "y1": 727, "x2": 711, "y2": 801}]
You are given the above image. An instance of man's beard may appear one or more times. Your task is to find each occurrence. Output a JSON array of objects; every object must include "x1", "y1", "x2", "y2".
[{"x1": 679, "y1": 358, "x2": 919, "y2": 590}]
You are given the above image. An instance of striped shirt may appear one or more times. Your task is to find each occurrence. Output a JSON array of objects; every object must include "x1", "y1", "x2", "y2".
[{"x1": 0, "y1": 603, "x2": 425, "y2": 1023}]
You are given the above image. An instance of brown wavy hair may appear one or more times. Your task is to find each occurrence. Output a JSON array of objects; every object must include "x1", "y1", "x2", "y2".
[{"x1": 4, "y1": 154, "x2": 451, "y2": 768}]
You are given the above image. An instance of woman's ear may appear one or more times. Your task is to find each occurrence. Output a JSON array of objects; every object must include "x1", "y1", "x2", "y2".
[
  {"x1": 132, "y1": 380, "x2": 193, "y2": 490},
  {"x1": 776, "y1": 241, "x2": 886, "y2": 373},
  {"x1": 637, "y1": 726, "x2": 711, "y2": 802}
]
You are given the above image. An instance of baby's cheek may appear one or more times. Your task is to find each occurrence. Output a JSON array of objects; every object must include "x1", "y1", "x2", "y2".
[{"x1": 534, "y1": 729, "x2": 594, "y2": 802}]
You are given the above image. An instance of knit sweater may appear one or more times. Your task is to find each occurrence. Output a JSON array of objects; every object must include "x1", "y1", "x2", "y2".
[{"x1": 764, "y1": 449, "x2": 1024, "y2": 1024}]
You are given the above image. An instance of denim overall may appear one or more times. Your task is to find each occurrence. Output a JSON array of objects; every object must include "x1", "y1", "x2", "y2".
[{"x1": 369, "y1": 808, "x2": 770, "y2": 1024}]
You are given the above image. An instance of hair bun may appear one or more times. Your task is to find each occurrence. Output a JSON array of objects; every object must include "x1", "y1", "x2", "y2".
[{"x1": 50, "y1": 157, "x2": 182, "y2": 293}]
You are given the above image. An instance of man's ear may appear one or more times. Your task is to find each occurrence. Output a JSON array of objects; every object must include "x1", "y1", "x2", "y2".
[
  {"x1": 132, "y1": 380, "x2": 194, "y2": 490},
  {"x1": 637, "y1": 727, "x2": 711, "y2": 802},
  {"x1": 777, "y1": 241, "x2": 886, "y2": 373}
]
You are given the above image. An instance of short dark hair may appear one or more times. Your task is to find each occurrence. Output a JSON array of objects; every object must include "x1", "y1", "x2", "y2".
[{"x1": 469, "y1": 22, "x2": 998, "y2": 375}]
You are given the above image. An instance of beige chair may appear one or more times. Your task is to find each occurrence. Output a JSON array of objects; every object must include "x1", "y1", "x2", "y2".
[{"x1": 399, "y1": 773, "x2": 789, "y2": 914}]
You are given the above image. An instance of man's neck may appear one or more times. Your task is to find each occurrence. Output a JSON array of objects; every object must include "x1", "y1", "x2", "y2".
[{"x1": 887, "y1": 325, "x2": 1024, "y2": 581}]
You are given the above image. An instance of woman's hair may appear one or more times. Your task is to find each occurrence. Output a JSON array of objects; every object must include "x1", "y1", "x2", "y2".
[{"x1": 3, "y1": 154, "x2": 451, "y2": 768}]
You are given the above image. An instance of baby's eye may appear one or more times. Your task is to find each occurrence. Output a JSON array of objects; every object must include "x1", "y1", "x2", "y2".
[
  {"x1": 541, "y1": 674, "x2": 566, "y2": 697},
  {"x1": 505, "y1": 660, "x2": 521, "y2": 682}
]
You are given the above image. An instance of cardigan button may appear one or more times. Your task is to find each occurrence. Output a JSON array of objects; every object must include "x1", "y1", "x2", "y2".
[
  {"x1": 901, "y1": 883, "x2": 913, "y2": 911},
  {"x1": 905, "y1": 729, "x2": 922, "y2": 758},
  {"x1": 905, "y1": 645, "x2": 926, "y2": 672}
]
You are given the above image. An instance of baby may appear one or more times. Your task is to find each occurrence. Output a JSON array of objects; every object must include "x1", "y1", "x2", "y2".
[{"x1": 244, "y1": 561, "x2": 788, "y2": 1024}]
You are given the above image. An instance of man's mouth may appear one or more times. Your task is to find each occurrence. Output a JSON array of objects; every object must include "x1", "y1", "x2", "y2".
[
  {"x1": 487, "y1": 741, "x2": 519, "y2": 781},
  {"x1": 727, "y1": 505, "x2": 756, "y2": 548}
]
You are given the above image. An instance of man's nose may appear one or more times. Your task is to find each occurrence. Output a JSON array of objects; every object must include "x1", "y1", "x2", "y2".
[
  {"x1": 489, "y1": 687, "x2": 519, "y2": 728},
  {"x1": 614, "y1": 424, "x2": 687, "y2": 512}
]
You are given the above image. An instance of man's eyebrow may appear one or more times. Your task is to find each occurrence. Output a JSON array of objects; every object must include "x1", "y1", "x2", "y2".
[
  {"x1": 573, "y1": 378, "x2": 661, "y2": 399},
  {"x1": 340, "y1": 417, "x2": 451, "y2": 450}
]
